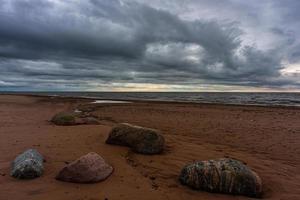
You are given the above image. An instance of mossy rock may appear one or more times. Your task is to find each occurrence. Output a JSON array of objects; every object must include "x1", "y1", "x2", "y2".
[{"x1": 51, "y1": 112, "x2": 77, "y2": 125}]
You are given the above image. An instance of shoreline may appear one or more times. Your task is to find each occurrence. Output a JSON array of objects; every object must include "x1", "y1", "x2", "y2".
[{"x1": 1, "y1": 93, "x2": 300, "y2": 109}]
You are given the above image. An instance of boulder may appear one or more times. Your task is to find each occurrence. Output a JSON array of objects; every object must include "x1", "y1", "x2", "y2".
[
  {"x1": 179, "y1": 158, "x2": 262, "y2": 197},
  {"x1": 56, "y1": 152, "x2": 113, "y2": 183},
  {"x1": 106, "y1": 123, "x2": 165, "y2": 154},
  {"x1": 51, "y1": 112, "x2": 77, "y2": 125},
  {"x1": 51, "y1": 112, "x2": 100, "y2": 126},
  {"x1": 11, "y1": 149, "x2": 44, "y2": 179}
]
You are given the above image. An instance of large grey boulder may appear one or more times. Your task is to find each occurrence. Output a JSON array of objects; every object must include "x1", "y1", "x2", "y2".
[
  {"x1": 11, "y1": 149, "x2": 44, "y2": 179},
  {"x1": 179, "y1": 158, "x2": 262, "y2": 198},
  {"x1": 106, "y1": 123, "x2": 165, "y2": 154},
  {"x1": 56, "y1": 152, "x2": 113, "y2": 183}
]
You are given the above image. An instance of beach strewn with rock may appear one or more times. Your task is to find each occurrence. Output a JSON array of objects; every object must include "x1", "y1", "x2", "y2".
[{"x1": 0, "y1": 95, "x2": 300, "y2": 200}]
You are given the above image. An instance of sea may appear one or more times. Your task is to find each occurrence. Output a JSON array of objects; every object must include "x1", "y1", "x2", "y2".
[{"x1": 2, "y1": 92, "x2": 300, "y2": 107}]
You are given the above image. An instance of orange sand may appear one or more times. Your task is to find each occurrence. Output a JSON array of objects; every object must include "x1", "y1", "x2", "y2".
[{"x1": 0, "y1": 95, "x2": 299, "y2": 200}]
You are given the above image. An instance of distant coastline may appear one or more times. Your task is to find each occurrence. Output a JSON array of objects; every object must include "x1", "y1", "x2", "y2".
[{"x1": 1, "y1": 91, "x2": 300, "y2": 107}]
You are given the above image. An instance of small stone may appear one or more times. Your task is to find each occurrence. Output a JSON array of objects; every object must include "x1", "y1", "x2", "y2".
[
  {"x1": 152, "y1": 182, "x2": 159, "y2": 190},
  {"x1": 106, "y1": 123, "x2": 165, "y2": 154},
  {"x1": 80, "y1": 117, "x2": 100, "y2": 125},
  {"x1": 179, "y1": 158, "x2": 262, "y2": 197},
  {"x1": 56, "y1": 152, "x2": 113, "y2": 183},
  {"x1": 11, "y1": 149, "x2": 44, "y2": 179}
]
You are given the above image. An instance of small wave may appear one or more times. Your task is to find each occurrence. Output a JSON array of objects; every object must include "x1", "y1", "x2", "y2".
[{"x1": 91, "y1": 100, "x2": 131, "y2": 104}]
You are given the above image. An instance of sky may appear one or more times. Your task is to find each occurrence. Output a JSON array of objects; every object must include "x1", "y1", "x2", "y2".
[{"x1": 0, "y1": 0, "x2": 300, "y2": 92}]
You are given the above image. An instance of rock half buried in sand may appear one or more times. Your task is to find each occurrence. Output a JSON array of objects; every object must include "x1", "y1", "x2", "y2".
[
  {"x1": 106, "y1": 123, "x2": 165, "y2": 154},
  {"x1": 11, "y1": 149, "x2": 44, "y2": 179},
  {"x1": 77, "y1": 117, "x2": 100, "y2": 125},
  {"x1": 51, "y1": 111, "x2": 100, "y2": 126},
  {"x1": 56, "y1": 152, "x2": 113, "y2": 183},
  {"x1": 51, "y1": 112, "x2": 77, "y2": 125},
  {"x1": 179, "y1": 158, "x2": 262, "y2": 198}
]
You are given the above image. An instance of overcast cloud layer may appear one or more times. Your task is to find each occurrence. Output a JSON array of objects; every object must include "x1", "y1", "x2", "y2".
[{"x1": 0, "y1": 0, "x2": 300, "y2": 91}]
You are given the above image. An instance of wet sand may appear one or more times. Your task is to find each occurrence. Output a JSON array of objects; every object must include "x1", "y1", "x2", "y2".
[{"x1": 0, "y1": 95, "x2": 299, "y2": 200}]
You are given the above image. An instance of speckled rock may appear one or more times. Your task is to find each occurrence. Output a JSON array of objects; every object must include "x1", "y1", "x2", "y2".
[
  {"x1": 179, "y1": 158, "x2": 262, "y2": 198},
  {"x1": 11, "y1": 149, "x2": 44, "y2": 179},
  {"x1": 106, "y1": 123, "x2": 165, "y2": 154},
  {"x1": 56, "y1": 152, "x2": 113, "y2": 183}
]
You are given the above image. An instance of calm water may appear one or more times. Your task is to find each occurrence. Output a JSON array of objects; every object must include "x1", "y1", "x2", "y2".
[{"x1": 2, "y1": 92, "x2": 300, "y2": 107}]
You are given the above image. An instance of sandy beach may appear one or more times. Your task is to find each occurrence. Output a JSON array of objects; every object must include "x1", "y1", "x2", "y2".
[{"x1": 0, "y1": 94, "x2": 300, "y2": 200}]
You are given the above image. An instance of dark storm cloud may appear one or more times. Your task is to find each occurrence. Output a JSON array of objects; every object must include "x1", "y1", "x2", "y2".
[{"x1": 0, "y1": 0, "x2": 299, "y2": 91}]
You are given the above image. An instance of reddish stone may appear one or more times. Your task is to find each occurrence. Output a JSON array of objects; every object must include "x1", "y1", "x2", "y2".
[{"x1": 56, "y1": 152, "x2": 113, "y2": 183}]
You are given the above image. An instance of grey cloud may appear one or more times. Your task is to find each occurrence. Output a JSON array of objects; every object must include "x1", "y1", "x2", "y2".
[{"x1": 0, "y1": 0, "x2": 299, "y2": 91}]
